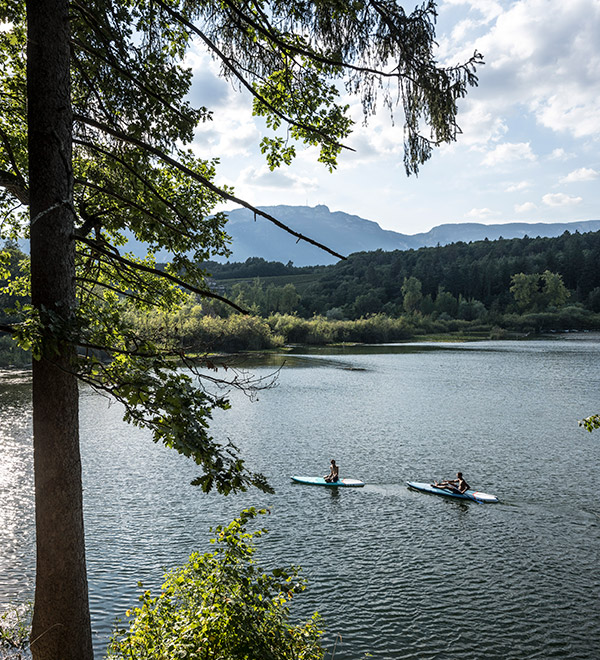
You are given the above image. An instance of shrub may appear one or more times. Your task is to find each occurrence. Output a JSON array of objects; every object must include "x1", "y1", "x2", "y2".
[
  {"x1": 107, "y1": 509, "x2": 325, "y2": 660},
  {"x1": 0, "y1": 604, "x2": 31, "y2": 657}
]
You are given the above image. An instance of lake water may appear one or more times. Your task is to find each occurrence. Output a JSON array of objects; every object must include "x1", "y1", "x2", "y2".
[{"x1": 1, "y1": 336, "x2": 599, "y2": 659}]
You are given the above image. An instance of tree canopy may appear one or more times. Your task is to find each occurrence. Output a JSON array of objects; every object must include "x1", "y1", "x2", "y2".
[
  {"x1": 201, "y1": 230, "x2": 600, "y2": 320},
  {"x1": 0, "y1": 1, "x2": 481, "y2": 657}
]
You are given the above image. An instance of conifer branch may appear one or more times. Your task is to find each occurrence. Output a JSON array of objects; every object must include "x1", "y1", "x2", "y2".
[{"x1": 154, "y1": 0, "x2": 353, "y2": 154}]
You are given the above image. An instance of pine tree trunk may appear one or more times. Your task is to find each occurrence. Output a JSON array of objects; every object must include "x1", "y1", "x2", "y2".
[{"x1": 27, "y1": 0, "x2": 93, "y2": 657}]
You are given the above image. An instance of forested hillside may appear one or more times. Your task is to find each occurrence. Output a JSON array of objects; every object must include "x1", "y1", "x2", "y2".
[
  {"x1": 209, "y1": 230, "x2": 600, "y2": 320},
  {"x1": 4, "y1": 230, "x2": 600, "y2": 367}
]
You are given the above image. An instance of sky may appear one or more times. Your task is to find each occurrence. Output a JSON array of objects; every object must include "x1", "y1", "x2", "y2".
[{"x1": 186, "y1": 0, "x2": 600, "y2": 235}]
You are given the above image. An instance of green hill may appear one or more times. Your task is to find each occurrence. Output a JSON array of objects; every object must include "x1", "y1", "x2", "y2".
[{"x1": 206, "y1": 230, "x2": 600, "y2": 320}]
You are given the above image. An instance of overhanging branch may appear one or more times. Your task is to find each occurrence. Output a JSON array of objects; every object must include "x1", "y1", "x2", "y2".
[
  {"x1": 73, "y1": 113, "x2": 346, "y2": 260},
  {"x1": 74, "y1": 234, "x2": 248, "y2": 312},
  {"x1": 75, "y1": 275, "x2": 159, "y2": 307},
  {"x1": 73, "y1": 138, "x2": 194, "y2": 231},
  {"x1": 70, "y1": 35, "x2": 196, "y2": 128},
  {"x1": 0, "y1": 323, "x2": 17, "y2": 335},
  {"x1": 73, "y1": 176, "x2": 194, "y2": 241},
  {"x1": 154, "y1": 0, "x2": 353, "y2": 154}
]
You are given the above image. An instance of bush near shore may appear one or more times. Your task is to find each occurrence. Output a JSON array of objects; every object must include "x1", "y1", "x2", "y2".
[
  {"x1": 125, "y1": 307, "x2": 600, "y2": 354},
  {"x1": 2, "y1": 308, "x2": 600, "y2": 367}
]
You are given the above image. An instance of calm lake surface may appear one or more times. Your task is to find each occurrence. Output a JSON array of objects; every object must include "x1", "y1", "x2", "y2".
[{"x1": 1, "y1": 336, "x2": 599, "y2": 659}]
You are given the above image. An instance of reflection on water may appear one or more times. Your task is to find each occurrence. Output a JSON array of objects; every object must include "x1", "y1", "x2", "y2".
[
  {"x1": 0, "y1": 337, "x2": 599, "y2": 659},
  {"x1": 0, "y1": 372, "x2": 34, "y2": 607}
]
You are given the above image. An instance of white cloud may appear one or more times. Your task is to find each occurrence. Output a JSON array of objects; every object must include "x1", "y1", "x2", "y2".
[
  {"x1": 560, "y1": 167, "x2": 599, "y2": 183},
  {"x1": 455, "y1": 100, "x2": 508, "y2": 147},
  {"x1": 535, "y1": 91, "x2": 600, "y2": 138},
  {"x1": 482, "y1": 142, "x2": 536, "y2": 166},
  {"x1": 187, "y1": 47, "x2": 263, "y2": 160},
  {"x1": 441, "y1": 0, "x2": 504, "y2": 24},
  {"x1": 185, "y1": 49, "x2": 233, "y2": 109},
  {"x1": 237, "y1": 165, "x2": 319, "y2": 191},
  {"x1": 451, "y1": 18, "x2": 479, "y2": 42},
  {"x1": 548, "y1": 148, "x2": 572, "y2": 161},
  {"x1": 542, "y1": 192, "x2": 583, "y2": 207},
  {"x1": 515, "y1": 201, "x2": 537, "y2": 213},
  {"x1": 505, "y1": 180, "x2": 531, "y2": 192},
  {"x1": 465, "y1": 207, "x2": 496, "y2": 219},
  {"x1": 193, "y1": 116, "x2": 260, "y2": 159},
  {"x1": 441, "y1": 0, "x2": 600, "y2": 140},
  {"x1": 323, "y1": 98, "x2": 408, "y2": 167}
]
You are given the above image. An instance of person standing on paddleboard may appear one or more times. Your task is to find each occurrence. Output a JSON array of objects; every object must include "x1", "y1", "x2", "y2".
[
  {"x1": 433, "y1": 472, "x2": 469, "y2": 494},
  {"x1": 324, "y1": 459, "x2": 339, "y2": 483}
]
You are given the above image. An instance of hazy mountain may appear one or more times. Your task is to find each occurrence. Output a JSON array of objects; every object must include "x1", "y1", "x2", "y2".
[
  {"x1": 218, "y1": 205, "x2": 600, "y2": 266},
  {"x1": 17, "y1": 205, "x2": 595, "y2": 265}
]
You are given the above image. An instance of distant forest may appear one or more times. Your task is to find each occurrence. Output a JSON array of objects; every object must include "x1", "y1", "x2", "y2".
[
  {"x1": 3, "y1": 229, "x2": 600, "y2": 365},
  {"x1": 207, "y1": 229, "x2": 600, "y2": 319}
]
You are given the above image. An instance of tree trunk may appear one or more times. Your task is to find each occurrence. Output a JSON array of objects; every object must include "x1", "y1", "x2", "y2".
[{"x1": 27, "y1": 1, "x2": 93, "y2": 658}]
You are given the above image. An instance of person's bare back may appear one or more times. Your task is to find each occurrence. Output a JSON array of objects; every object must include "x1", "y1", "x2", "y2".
[{"x1": 324, "y1": 459, "x2": 339, "y2": 483}]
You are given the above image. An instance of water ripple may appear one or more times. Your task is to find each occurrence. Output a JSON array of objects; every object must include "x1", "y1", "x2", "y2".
[{"x1": 1, "y1": 340, "x2": 599, "y2": 659}]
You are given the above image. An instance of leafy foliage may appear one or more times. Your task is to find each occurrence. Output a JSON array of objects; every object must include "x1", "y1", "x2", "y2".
[
  {"x1": 579, "y1": 414, "x2": 600, "y2": 433},
  {"x1": 510, "y1": 271, "x2": 569, "y2": 312},
  {"x1": 106, "y1": 509, "x2": 325, "y2": 660}
]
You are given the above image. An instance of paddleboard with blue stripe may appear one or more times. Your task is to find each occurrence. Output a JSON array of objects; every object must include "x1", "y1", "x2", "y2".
[{"x1": 407, "y1": 481, "x2": 498, "y2": 503}]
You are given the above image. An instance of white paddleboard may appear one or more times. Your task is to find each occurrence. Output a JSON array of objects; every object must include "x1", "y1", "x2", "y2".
[{"x1": 407, "y1": 481, "x2": 498, "y2": 503}]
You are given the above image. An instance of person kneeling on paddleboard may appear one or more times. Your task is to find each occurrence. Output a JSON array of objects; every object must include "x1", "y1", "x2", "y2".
[
  {"x1": 433, "y1": 472, "x2": 469, "y2": 494},
  {"x1": 324, "y1": 459, "x2": 339, "y2": 483}
]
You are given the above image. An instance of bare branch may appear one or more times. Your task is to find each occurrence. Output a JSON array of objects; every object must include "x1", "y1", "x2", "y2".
[
  {"x1": 75, "y1": 339, "x2": 179, "y2": 359},
  {"x1": 73, "y1": 113, "x2": 346, "y2": 261}
]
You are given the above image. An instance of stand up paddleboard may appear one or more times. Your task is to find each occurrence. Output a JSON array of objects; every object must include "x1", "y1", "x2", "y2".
[
  {"x1": 406, "y1": 481, "x2": 498, "y2": 503},
  {"x1": 291, "y1": 476, "x2": 365, "y2": 488}
]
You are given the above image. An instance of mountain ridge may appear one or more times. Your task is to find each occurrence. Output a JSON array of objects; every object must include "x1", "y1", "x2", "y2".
[
  {"x1": 14, "y1": 204, "x2": 600, "y2": 265},
  {"x1": 219, "y1": 204, "x2": 600, "y2": 266}
]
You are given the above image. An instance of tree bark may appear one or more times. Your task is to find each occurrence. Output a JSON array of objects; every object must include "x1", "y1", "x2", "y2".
[{"x1": 27, "y1": 0, "x2": 93, "y2": 658}]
